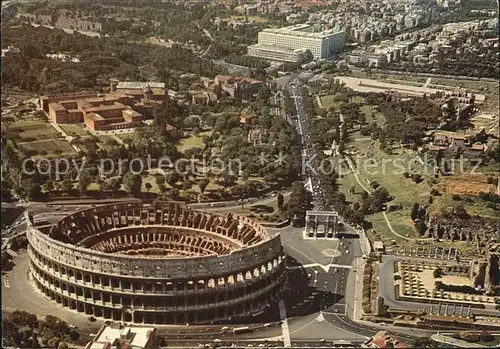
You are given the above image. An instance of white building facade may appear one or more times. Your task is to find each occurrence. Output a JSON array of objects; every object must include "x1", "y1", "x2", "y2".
[{"x1": 248, "y1": 24, "x2": 346, "y2": 62}]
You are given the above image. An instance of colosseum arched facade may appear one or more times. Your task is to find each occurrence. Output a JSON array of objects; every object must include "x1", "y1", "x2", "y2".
[{"x1": 26, "y1": 201, "x2": 286, "y2": 324}]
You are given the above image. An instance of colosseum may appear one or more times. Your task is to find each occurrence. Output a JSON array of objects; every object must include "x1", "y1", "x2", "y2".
[{"x1": 26, "y1": 201, "x2": 286, "y2": 324}]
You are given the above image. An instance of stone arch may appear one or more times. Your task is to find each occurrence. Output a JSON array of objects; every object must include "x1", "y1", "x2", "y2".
[
  {"x1": 196, "y1": 280, "x2": 205, "y2": 290},
  {"x1": 68, "y1": 284, "x2": 75, "y2": 294}
]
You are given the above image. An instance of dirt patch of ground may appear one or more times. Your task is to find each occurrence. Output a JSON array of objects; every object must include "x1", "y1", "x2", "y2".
[
  {"x1": 441, "y1": 173, "x2": 494, "y2": 195},
  {"x1": 439, "y1": 275, "x2": 471, "y2": 286},
  {"x1": 420, "y1": 269, "x2": 435, "y2": 291}
]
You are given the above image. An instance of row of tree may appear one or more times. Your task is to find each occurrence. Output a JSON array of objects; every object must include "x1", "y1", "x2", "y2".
[{"x1": 225, "y1": 54, "x2": 270, "y2": 69}]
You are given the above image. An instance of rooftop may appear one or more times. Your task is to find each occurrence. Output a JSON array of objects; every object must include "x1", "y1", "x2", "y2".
[
  {"x1": 249, "y1": 43, "x2": 306, "y2": 54},
  {"x1": 88, "y1": 324, "x2": 155, "y2": 349},
  {"x1": 261, "y1": 23, "x2": 344, "y2": 38},
  {"x1": 116, "y1": 81, "x2": 165, "y2": 90}
]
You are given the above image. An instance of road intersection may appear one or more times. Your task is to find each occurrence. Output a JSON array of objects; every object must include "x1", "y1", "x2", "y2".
[{"x1": 0, "y1": 72, "x2": 429, "y2": 347}]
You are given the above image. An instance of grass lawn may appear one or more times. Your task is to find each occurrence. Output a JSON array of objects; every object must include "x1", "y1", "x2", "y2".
[
  {"x1": 226, "y1": 195, "x2": 287, "y2": 223},
  {"x1": 352, "y1": 71, "x2": 427, "y2": 83},
  {"x1": 11, "y1": 119, "x2": 61, "y2": 141},
  {"x1": 360, "y1": 105, "x2": 385, "y2": 127},
  {"x1": 359, "y1": 152, "x2": 431, "y2": 235},
  {"x1": 351, "y1": 96, "x2": 365, "y2": 104},
  {"x1": 319, "y1": 94, "x2": 364, "y2": 110},
  {"x1": 141, "y1": 174, "x2": 173, "y2": 194},
  {"x1": 97, "y1": 135, "x2": 119, "y2": 144},
  {"x1": 345, "y1": 140, "x2": 433, "y2": 238},
  {"x1": 59, "y1": 124, "x2": 90, "y2": 137},
  {"x1": 114, "y1": 133, "x2": 134, "y2": 142},
  {"x1": 94, "y1": 135, "x2": 121, "y2": 151},
  {"x1": 367, "y1": 212, "x2": 409, "y2": 247},
  {"x1": 429, "y1": 193, "x2": 499, "y2": 221},
  {"x1": 319, "y1": 95, "x2": 338, "y2": 109},
  {"x1": 177, "y1": 131, "x2": 211, "y2": 152},
  {"x1": 337, "y1": 171, "x2": 363, "y2": 203},
  {"x1": 205, "y1": 180, "x2": 224, "y2": 193},
  {"x1": 20, "y1": 139, "x2": 75, "y2": 158}
]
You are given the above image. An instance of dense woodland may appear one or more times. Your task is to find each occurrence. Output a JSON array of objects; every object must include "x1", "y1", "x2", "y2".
[
  {"x1": 3, "y1": 310, "x2": 81, "y2": 349},
  {"x1": 1, "y1": 24, "x2": 225, "y2": 93}
]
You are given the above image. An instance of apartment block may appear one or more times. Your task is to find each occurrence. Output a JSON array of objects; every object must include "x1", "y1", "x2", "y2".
[{"x1": 248, "y1": 23, "x2": 346, "y2": 62}]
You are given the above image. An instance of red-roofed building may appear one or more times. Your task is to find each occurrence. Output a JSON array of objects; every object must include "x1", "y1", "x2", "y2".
[
  {"x1": 215, "y1": 75, "x2": 264, "y2": 99},
  {"x1": 41, "y1": 93, "x2": 145, "y2": 131}
]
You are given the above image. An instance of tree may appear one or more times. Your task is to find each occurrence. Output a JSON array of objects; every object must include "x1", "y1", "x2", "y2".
[
  {"x1": 453, "y1": 203, "x2": 470, "y2": 219},
  {"x1": 144, "y1": 182, "x2": 152, "y2": 194},
  {"x1": 78, "y1": 170, "x2": 92, "y2": 193},
  {"x1": 39, "y1": 315, "x2": 70, "y2": 340},
  {"x1": 433, "y1": 267, "x2": 443, "y2": 278},
  {"x1": 303, "y1": 49, "x2": 314, "y2": 63},
  {"x1": 377, "y1": 296, "x2": 389, "y2": 317},
  {"x1": 411, "y1": 203, "x2": 420, "y2": 221},
  {"x1": 412, "y1": 173, "x2": 423, "y2": 183},
  {"x1": 9, "y1": 310, "x2": 39, "y2": 329},
  {"x1": 165, "y1": 171, "x2": 181, "y2": 186},
  {"x1": 68, "y1": 330, "x2": 80, "y2": 341},
  {"x1": 155, "y1": 175, "x2": 166, "y2": 187},
  {"x1": 198, "y1": 178, "x2": 210, "y2": 195},
  {"x1": 418, "y1": 219, "x2": 427, "y2": 235},
  {"x1": 479, "y1": 333, "x2": 494, "y2": 343},
  {"x1": 60, "y1": 174, "x2": 74, "y2": 193},
  {"x1": 43, "y1": 179, "x2": 54, "y2": 192},
  {"x1": 169, "y1": 188, "x2": 180, "y2": 200},
  {"x1": 103, "y1": 176, "x2": 122, "y2": 196},
  {"x1": 284, "y1": 181, "x2": 312, "y2": 222},
  {"x1": 181, "y1": 179, "x2": 192, "y2": 191},
  {"x1": 123, "y1": 173, "x2": 142, "y2": 196},
  {"x1": 276, "y1": 192, "x2": 284, "y2": 212},
  {"x1": 487, "y1": 144, "x2": 500, "y2": 163},
  {"x1": 58, "y1": 342, "x2": 69, "y2": 349},
  {"x1": 231, "y1": 184, "x2": 250, "y2": 207},
  {"x1": 48, "y1": 337, "x2": 60, "y2": 349},
  {"x1": 21, "y1": 178, "x2": 42, "y2": 201},
  {"x1": 414, "y1": 337, "x2": 439, "y2": 348},
  {"x1": 370, "y1": 187, "x2": 391, "y2": 212}
]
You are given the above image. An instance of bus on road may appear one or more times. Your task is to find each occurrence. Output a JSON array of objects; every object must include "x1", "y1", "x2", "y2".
[{"x1": 232, "y1": 326, "x2": 251, "y2": 334}]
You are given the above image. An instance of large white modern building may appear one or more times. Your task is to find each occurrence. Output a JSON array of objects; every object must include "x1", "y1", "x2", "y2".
[{"x1": 248, "y1": 24, "x2": 346, "y2": 63}]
